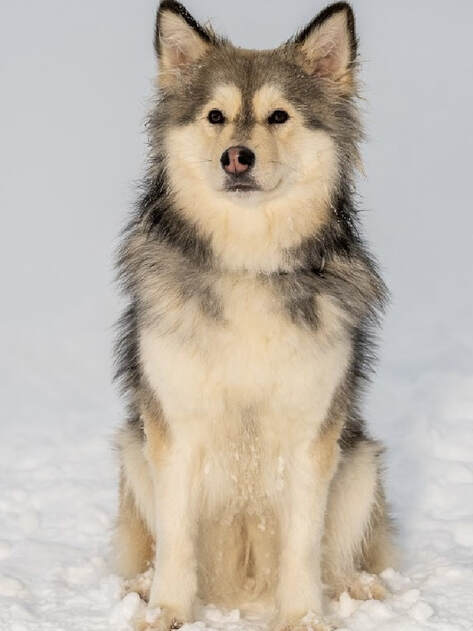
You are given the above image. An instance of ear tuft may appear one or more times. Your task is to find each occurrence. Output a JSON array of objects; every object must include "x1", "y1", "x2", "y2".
[
  {"x1": 155, "y1": 1, "x2": 214, "y2": 88},
  {"x1": 291, "y1": 2, "x2": 357, "y2": 87}
]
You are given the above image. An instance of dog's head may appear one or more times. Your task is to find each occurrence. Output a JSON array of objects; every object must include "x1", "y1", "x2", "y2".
[{"x1": 151, "y1": 1, "x2": 361, "y2": 272}]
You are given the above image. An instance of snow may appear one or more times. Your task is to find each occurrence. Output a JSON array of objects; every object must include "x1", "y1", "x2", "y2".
[{"x1": 1, "y1": 1, "x2": 473, "y2": 630}]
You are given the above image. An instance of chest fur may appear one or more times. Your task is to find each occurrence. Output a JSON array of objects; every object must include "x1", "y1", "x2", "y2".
[{"x1": 140, "y1": 274, "x2": 351, "y2": 428}]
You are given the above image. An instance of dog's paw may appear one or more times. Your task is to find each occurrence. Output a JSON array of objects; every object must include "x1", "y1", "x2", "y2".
[
  {"x1": 284, "y1": 623, "x2": 335, "y2": 631},
  {"x1": 273, "y1": 612, "x2": 336, "y2": 631},
  {"x1": 122, "y1": 569, "x2": 153, "y2": 602},
  {"x1": 345, "y1": 572, "x2": 389, "y2": 601},
  {"x1": 136, "y1": 606, "x2": 186, "y2": 631}
]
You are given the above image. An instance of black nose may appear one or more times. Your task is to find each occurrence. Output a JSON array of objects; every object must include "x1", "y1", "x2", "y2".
[{"x1": 220, "y1": 146, "x2": 255, "y2": 175}]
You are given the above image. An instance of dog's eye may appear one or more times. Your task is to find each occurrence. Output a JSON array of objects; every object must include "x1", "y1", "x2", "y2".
[
  {"x1": 208, "y1": 109, "x2": 226, "y2": 125},
  {"x1": 268, "y1": 110, "x2": 289, "y2": 125}
]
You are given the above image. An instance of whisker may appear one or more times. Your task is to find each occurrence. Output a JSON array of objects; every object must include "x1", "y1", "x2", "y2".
[{"x1": 186, "y1": 159, "x2": 213, "y2": 165}]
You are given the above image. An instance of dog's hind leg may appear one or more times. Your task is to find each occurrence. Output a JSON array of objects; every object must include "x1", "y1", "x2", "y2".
[
  {"x1": 114, "y1": 423, "x2": 156, "y2": 600},
  {"x1": 361, "y1": 493, "x2": 397, "y2": 577},
  {"x1": 115, "y1": 475, "x2": 154, "y2": 600},
  {"x1": 322, "y1": 439, "x2": 397, "y2": 601}
]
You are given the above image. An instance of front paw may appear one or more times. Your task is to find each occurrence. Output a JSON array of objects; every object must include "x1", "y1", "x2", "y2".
[
  {"x1": 137, "y1": 606, "x2": 187, "y2": 631},
  {"x1": 344, "y1": 572, "x2": 389, "y2": 601},
  {"x1": 273, "y1": 612, "x2": 336, "y2": 631},
  {"x1": 122, "y1": 568, "x2": 153, "y2": 602}
]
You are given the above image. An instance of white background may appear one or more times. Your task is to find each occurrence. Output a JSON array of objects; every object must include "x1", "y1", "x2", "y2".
[{"x1": 1, "y1": 2, "x2": 472, "y2": 630}]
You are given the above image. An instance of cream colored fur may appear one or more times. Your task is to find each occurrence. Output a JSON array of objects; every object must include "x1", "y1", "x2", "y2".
[
  {"x1": 299, "y1": 10, "x2": 352, "y2": 80},
  {"x1": 162, "y1": 84, "x2": 336, "y2": 273},
  {"x1": 114, "y1": 8, "x2": 394, "y2": 631},
  {"x1": 116, "y1": 421, "x2": 393, "y2": 629},
  {"x1": 158, "y1": 11, "x2": 210, "y2": 88},
  {"x1": 115, "y1": 278, "x2": 392, "y2": 629}
]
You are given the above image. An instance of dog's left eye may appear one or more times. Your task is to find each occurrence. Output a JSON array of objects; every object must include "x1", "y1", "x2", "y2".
[
  {"x1": 268, "y1": 110, "x2": 289, "y2": 125},
  {"x1": 208, "y1": 109, "x2": 226, "y2": 124}
]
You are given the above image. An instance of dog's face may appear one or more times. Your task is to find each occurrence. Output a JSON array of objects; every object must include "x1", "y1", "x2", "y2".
[
  {"x1": 178, "y1": 81, "x2": 310, "y2": 197},
  {"x1": 152, "y1": 2, "x2": 360, "y2": 271},
  {"x1": 166, "y1": 75, "x2": 339, "y2": 202}
]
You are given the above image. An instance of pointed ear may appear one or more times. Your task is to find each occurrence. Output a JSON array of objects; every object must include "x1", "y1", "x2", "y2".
[
  {"x1": 155, "y1": 1, "x2": 214, "y2": 88},
  {"x1": 291, "y1": 2, "x2": 357, "y2": 89}
]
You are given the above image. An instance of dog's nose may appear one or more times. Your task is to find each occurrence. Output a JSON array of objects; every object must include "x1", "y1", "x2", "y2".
[{"x1": 220, "y1": 146, "x2": 255, "y2": 175}]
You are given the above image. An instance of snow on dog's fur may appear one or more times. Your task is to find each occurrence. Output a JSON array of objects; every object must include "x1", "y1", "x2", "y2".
[{"x1": 113, "y1": 2, "x2": 397, "y2": 630}]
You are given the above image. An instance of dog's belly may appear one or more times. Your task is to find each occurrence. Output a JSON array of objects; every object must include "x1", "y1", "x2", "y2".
[{"x1": 141, "y1": 276, "x2": 351, "y2": 511}]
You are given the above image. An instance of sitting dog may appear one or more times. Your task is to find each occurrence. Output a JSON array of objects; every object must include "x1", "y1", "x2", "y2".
[{"x1": 113, "y1": 2, "x2": 396, "y2": 629}]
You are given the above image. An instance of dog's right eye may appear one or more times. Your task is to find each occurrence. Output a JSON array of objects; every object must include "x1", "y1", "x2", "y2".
[
  {"x1": 208, "y1": 109, "x2": 226, "y2": 125},
  {"x1": 268, "y1": 110, "x2": 289, "y2": 125}
]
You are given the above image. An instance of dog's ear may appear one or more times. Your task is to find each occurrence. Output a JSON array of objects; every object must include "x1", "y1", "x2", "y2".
[
  {"x1": 289, "y1": 2, "x2": 357, "y2": 90},
  {"x1": 155, "y1": 1, "x2": 214, "y2": 89}
]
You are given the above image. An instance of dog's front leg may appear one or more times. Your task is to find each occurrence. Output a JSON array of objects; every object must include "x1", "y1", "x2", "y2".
[
  {"x1": 144, "y1": 419, "x2": 199, "y2": 631},
  {"x1": 275, "y1": 425, "x2": 340, "y2": 631}
]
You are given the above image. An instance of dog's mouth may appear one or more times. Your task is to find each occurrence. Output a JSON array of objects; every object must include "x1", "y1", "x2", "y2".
[
  {"x1": 219, "y1": 175, "x2": 283, "y2": 196},
  {"x1": 224, "y1": 176, "x2": 261, "y2": 193},
  {"x1": 226, "y1": 184, "x2": 260, "y2": 193}
]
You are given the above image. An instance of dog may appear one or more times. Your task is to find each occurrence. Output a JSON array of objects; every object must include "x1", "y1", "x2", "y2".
[{"x1": 113, "y1": 2, "x2": 397, "y2": 630}]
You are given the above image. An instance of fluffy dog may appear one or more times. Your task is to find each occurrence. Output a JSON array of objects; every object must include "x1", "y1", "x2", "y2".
[{"x1": 113, "y1": 2, "x2": 396, "y2": 629}]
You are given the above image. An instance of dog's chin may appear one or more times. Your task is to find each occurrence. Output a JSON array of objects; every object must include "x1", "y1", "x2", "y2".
[
  {"x1": 219, "y1": 178, "x2": 282, "y2": 199},
  {"x1": 224, "y1": 178, "x2": 260, "y2": 194},
  {"x1": 226, "y1": 184, "x2": 260, "y2": 194}
]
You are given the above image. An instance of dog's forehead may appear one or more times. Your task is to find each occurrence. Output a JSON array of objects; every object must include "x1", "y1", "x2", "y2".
[
  {"x1": 207, "y1": 82, "x2": 288, "y2": 128},
  {"x1": 204, "y1": 49, "x2": 292, "y2": 103}
]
